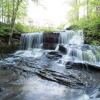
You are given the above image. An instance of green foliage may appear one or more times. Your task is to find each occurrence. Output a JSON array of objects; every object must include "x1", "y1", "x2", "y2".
[
  {"x1": 15, "y1": 22, "x2": 57, "y2": 33},
  {"x1": 0, "y1": 23, "x2": 10, "y2": 36},
  {"x1": 15, "y1": 23, "x2": 28, "y2": 33},
  {"x1": 31, "y1": 26, "x2": 56, "y2": 32},
  {"x1": 57, "y1": 24, "x2": 67, "y2": 30},
  {"x1": 71, "y1": 16, "x2": 100, "y2": 45},
  {"x1": 0, "y1": 22, "x2": 22, "y2": 37},
  {"x1": 68, "y1": 0, "x2": 100, "y2": 45}
]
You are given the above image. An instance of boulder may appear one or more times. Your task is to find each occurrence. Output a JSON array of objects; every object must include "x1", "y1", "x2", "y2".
[
  {"x1": 43, "y1": 32, "x2": 60, "y2": 49},
  {"x1": 58, "y1": 45, "x2": 67, "y2": 54}
]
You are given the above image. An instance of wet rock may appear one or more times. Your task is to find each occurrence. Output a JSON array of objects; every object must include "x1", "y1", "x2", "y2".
[
  {"x1": 0, "y1": 87, "x2": 4, "y2": 92},
  {"x1": 86, "y1": 63, "x2": 100, "y2": 70},
  {"x1": 35, "y1": 71, "x2": 56, "y2": 82},
  {"x1": 43, "y1": 43, "x2": 57, "y2": 49},
  {"x1": 43, "y1": 32, "x2": 59, "y2": 43},
  {"x1": 43, "y1": 32, "x2": 60, "y2": 49},
  {"x1": 66, "y1": 62, "x2": 84, "y2": 68},
  {"x1": 65, "y1": 61, "x2": 100, "y2": 70},
  {"x1": 58, "y1": 45, "x2": 67, "y2": 54},
  {"x1": 65, "y1": 61, "x2": 74, "y2": 69},
  {"x1": 81, "y1": 44, "x2": 90, "y2": 51},
  {"x1": 46, "y1": 51, "x2": 62, "y2": 59},
  {"x1": 35, "y1": 69, "x2": 86, "y2": 89},
  {"x1": 54, "y1": 77, "x2": 85, "y2": 89}
]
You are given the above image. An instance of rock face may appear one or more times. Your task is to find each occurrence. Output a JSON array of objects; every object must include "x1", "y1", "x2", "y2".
[
  {"x1": 43, "y1": 32, "x2": 60, "y2": 49},
  {"x1": 65, "y1": 61, "x2": 100, "y2": 70},
  {"x1": 58, "y1": 45, "x2": 67, "y2": 54}
]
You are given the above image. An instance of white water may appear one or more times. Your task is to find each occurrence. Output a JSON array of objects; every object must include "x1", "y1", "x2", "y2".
[
  {"x1": 14, "y1": 48, "x2": 43, "y2": 58},
  {"x1": 59, "y1": 30, "x2": 84, "y2": 45},
  {"x1": 21, "y1": 32, "x2": 43, "y2": 50},
  {"x1": 20, "y1": 31, "x2": 100, "y2": 66},
  {"x1": 57, "y1": 30, "x2": 100, "y2": 66}
]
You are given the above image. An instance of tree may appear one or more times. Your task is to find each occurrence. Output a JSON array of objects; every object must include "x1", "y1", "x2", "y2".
[
  {"x1": 8, "y1": 0, "x2": 38, "y2": 45},
  {"x1": 8, "y1": 0, "x2": 23, "y2": 45},
  {"x1": 0, "y1": 0, "x2": 4, "y2": 22},
  {"x1": 0, "y1": 0, "x2": 27, "y2": 44},
  {"x1": 67, "y1": 0, "x2": 81, "y2": 24},
  {"x1": 0, "y1": 0, "x2": 39, "y2": 45},
  {"x1": 68, "y1": 0, "x2": 100, "y2": 45}
]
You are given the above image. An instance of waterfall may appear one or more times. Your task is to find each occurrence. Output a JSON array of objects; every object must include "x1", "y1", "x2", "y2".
[
  {"x1": 20, "y1": 32, "x2": 43, "y2": 50},
  {"x1": 20, "y1": 30, "x2": 100, "y2": 66},
  {"x1": 65, "y1": 45, "x2": 100, "y2": 64},
  {"x1": 82, "y1": 45, "x2": 100, "y2": 65},
  {"x1": 59, "y1": 30, "x2": 84, "y2": 45},
  {"x1": 57, "y1": 30, "x2": 100, "y2": 65}
]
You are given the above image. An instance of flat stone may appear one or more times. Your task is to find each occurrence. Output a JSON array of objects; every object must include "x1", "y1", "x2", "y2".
[{"x1": 46, "y1": 51, "x2": 62, "y2": 59}]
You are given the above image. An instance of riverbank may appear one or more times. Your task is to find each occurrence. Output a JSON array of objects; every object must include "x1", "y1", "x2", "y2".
[
  {"x1": 0, "y1": 22, "x2": 21, "y2": 58},
  {"x1": 0, "y1": 42, "x2": 20, "y2": 58}
]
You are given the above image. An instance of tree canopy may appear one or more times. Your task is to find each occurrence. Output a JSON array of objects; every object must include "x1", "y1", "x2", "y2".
[
  {"x1": 68, "y1": 0, "x2": 100, "y2": 45},
  {"x1": 0, "y1": 0, "x2": 100, "y2": 45}
]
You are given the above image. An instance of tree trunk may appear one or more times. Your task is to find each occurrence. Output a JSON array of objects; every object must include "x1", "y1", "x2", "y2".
[
  {"x1": 8, "y1": 0, "x2": 23, "y2": 45},
  {"x1": 1, "y1": 0, "x2": 4, "y2": 23},
  {"x1": 86, "y1": 0, "x2": 89, "y2": 19},
  {"x1": 75, "y1": 0, "x2": 79, "y2": 21}
]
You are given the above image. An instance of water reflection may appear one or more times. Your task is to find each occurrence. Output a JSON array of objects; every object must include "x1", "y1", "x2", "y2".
[{"x1": 0, "y1": 76, "x2": 89, "y2": 100}]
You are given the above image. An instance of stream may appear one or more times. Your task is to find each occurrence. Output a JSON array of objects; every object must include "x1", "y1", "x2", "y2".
[{"x1": 0, "y1": 30, "x2": 100, "y2": 100}]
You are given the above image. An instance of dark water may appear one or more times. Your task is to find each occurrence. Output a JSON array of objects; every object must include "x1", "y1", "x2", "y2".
[{"x1": 0, "y1": 49, "x2": 100, "y2": 100}]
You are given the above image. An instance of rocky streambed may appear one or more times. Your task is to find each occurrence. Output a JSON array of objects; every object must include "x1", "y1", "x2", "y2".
[
  {"x1": 0, "y1": 30, "x2": 100, "y2": 100},
  {"x1": 0, "y1": 49, "x2": 100, "y2": 100}
]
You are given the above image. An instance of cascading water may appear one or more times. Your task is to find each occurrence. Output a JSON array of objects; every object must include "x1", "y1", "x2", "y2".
[
  {"x1": 21, "y1": 32, "x2": 43, "y2": 50},
  {"x1": 57, "y1": 30, "x2": 100, "y2": 66},
  {"x1": 0, "y1": 30, "x2": 100, "y2": 100},
  {"x1": 20, "y1": 31, "x2": 100, "y2": 66},
  {"x1": 59, "y1": 30, "x2": 84, "y2": 45}
]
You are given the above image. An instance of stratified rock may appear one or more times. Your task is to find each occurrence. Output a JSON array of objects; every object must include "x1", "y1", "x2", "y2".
[
  {"x1": 43, "y1": 43, "x2": 57, "y2": 50},
  {"x1": 43, "y1": 32, "x2": 60, "y2": 49},
  {"x1": 35, "y1": 69, "x2": 86, "y2": 89},
  {"x1": 65, "y1": 61, "x2": 100, "y2": 70},
  {"x1": 46, "y1": 51, "x2": 62, "y2": 59}
]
